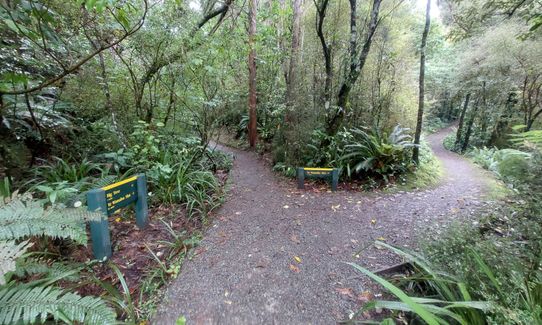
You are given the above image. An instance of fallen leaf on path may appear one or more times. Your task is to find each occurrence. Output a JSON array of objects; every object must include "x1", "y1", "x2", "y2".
[
  {"x1": 235, "y1": 212, "x2": 241, "y2": 215},
  {"x1": 224, "y1": 300, "x2": 232, "y2": 305},
  {"x1": 331, "y1": 204, "x2": 341, "y2": 212},
  {"x1": 357, "y1": 291, "x2": 374, "y2": 303},
  {"x1": 294, "y1": 256, "x2": 302, "y2": 263},
  {"x1": 283, "y1": 205, "x2": 289, "y2": 209},
  {"x1": 371, "y1": 219, "x2": 377, "y2": 225},
  {"x1": 336, "y1": 287, "x2": 355, "y2": 298},
  {"x1": 290, "y1": 234, "x2": 300, "y2": 244},
  {"x1": 289, "y1": 264, "x2": 300, "y2": 273},
  {"x1": 377, "y1": 236, "x2": 386, "y2": 241}
]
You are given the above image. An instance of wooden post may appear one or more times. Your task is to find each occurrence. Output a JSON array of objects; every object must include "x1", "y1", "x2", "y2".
[
  {"x1": 135, "y1": 174, "x2": 149, "y2": 228},
  {"x1": 87, "y1": 175, "x2": 149, "y2": 261},
  {"x1": 297, "y1": 168, "x2": 305, "y2": 189},
  {"x1": 331, "y1": 168, "x2": 339, "y2": 192},
  {"x1": 87, "y1": 189, "x2": 112, "y2": 260}
]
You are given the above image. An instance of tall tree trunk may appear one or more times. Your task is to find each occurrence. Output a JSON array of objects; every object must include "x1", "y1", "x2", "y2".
[
  {"x1": 461, "y1": 97, "x2": 480, "y2": 153},
  {"x1": 164, "y1": 77, "x2": 176, "y2": 126},
  {"x1": 248, "y1": 0, "x2": 258, "y2": 147},
  {"x1": 455, "y1": 93, "x2": 471, "y2": 148},
  {"x1": 285, "y1": 0, "x2": 303, "y2": 107},
  {"x1": 413, "y1": 0, "x2": 431, "y2": 164},
  {"x1": 489, "y1": 92, "x2": 516, "y2": 146},
  {"x1": 327, "y1": 0, "x2": 382, "y2": 137},
  {"x1": 315, "y1": 0, "x2": 332, "y2": 105}
]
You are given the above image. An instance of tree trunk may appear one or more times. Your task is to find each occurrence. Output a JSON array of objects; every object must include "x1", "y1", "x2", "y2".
[
  {"x1": 248, "y1": 0, "x2": 258, "y2": 147},
  {"x1": 461, "y1": 97, "x2": 480, "y2": 153},
  {"x1": 315, "y1": 0, "x2": 332, "y2": 105},
  {"x1": 164, "y1": 77, "x2": 176, "y2": 126},
  {"x1": 413, "y1": 0, "x2": 431, "y2": 164},
  {"x1": 455, "y1": 93, "x2": 471, "y2": 148},
  {"x1": 488, "y1": 92, "x2": 516, "y2": 147},
  {"x1": 327, "y1": 0, "x2": 382, "y2": 137},
  {"x1": 285, "y1": 0, "x2": 303, "y2": 107}
]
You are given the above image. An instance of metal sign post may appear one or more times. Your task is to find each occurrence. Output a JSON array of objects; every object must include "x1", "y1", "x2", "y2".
[
  {"x1": 296, "y1": 167, "x2": 339, "y2": 191},
  {"x1": 86, "y1": 174, "x2": 149, "y2": 260}
]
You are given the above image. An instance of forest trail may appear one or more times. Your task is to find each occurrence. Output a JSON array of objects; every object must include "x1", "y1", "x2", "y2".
[{"x1": 154, "y1": 127, "x2": 494, "y2": 325}]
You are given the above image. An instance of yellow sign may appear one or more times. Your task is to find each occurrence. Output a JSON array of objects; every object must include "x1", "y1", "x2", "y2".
[{"x1": 102, "y1": 176, "x2": 138, "y2": 214}]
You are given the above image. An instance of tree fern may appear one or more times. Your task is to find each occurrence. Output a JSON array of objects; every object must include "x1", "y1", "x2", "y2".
[
  {"x1": 0, "y1": 285, "x2": 116, "y2": 325},
  {"x1": 0, "y1": 197, "x2": 100, "y2": 244},
  {"x1": 0, "y1": 240, "x2": 31, "y2": 285}
]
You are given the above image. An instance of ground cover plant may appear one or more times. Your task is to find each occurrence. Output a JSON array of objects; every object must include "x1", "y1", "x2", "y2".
[{"x1": 1, "y1": 0, "x2": 541, "y2": 323}]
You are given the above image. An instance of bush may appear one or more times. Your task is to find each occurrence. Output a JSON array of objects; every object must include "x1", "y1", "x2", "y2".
[
  {"x1": 341, "y1": 126, "x2": 415, "y2": 182},
  {"x1": 468, "y1": 147, "x2": 533, "y2": 188},
  {"x1": 422, "y1": 202, "x2": 542, "y2": 324},
  {"x1": 0, "y1": 194, "x2": 117, "y2": 324},
  {"x1": 443, "y1": 131, "x2": 457, "y2": 151},
  {"x1": 351, "y1": 242, "x2": 491, "y2": 325}
]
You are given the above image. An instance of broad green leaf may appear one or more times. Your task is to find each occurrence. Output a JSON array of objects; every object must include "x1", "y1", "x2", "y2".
[
  {"x1": 348, "y1": 262, "x2": 441, "y2": 325},
  {"x1": 3, "y1": 19, "x2": 19, "y2": 33}
]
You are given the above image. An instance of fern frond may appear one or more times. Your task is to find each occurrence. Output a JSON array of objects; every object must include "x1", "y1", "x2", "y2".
[
  {"x1": 0, "y1": 198, "x2": 101, "y2": 244},
  {"x1": 0, "y1": 285, "x2": 117, "y2": 325},
  {"x1": 13, "y1": 259, "x2": 81, "y2": 282},
  {"x1": 0, "y1": 240, "x2": 32, "y2": 285}
]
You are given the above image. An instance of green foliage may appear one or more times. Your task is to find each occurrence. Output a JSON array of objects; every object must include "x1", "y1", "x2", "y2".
[
  {"x1": 0, "y1": 285, "x2": 116, "y2": 325},
  {"x1": 399, "y1": 140, "x2": 442, "y2": 190},
  {"x1": 0, "y1": 177, "x2": 11, "y2": 199},
  {"x1": 272, "y1": 162, "x2": 297, "y2": 178},
  {"x1": 341, "y1": 126, "x2": 415, "y2": 181},
  {"x1": 0, "y1": 195, "x2": 99, "y2": 245},
  {"x1": 443, "y1": 132, "x2": 457, "y2": 151},
  {"x1": 352, "y1": 242, "x2": 492, "y2": 324},
  {"x1": 0, "y1": 193, "x2": 117, "y2": 324},
  {"x1": 468, "y1": 147, "x2": 533, "y2": 188},
  {"x1": 0, "y1": 240, "x2": 31, "y2": 285},
  {"x1": 35, "y1": 157, "x2": 104, "y2": 184},
  {"x1": 423, "y1": 203, "x2": 542, "y2": 324},
  {"x1": 423, "y1": 117, "x2": 449, "y2": 134}
]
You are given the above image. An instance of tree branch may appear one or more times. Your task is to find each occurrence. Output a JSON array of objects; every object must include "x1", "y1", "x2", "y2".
[{"x1": 0, "y1": 0, "x2": 148, "y2": 96}]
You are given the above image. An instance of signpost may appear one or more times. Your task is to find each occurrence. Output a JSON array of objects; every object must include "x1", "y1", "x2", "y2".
[
  {"x1": 297, "y1": 167, "x2": 339, "y2": 192},
  {"x1": 87, "y1": 174, "x2": 148, "y2": 260}
]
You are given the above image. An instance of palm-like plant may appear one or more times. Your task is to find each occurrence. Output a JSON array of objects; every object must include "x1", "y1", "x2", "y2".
[{"x1": 341, "y1": 125, "x2": 416, "y2": 180}]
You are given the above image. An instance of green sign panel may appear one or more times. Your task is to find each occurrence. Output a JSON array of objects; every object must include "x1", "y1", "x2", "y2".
[
  {"x1": 297, "y1": 167, "x2": 339, "y2": 192},
  {"x1": 87, "y1": 174, "x2": 148, "y2": 260},
  {"x1": 104, "y1": 176, "x2": 138, "y2": 214}
]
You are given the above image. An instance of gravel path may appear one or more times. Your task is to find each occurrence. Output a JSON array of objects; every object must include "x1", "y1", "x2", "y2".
[{"x1": 154, "y1": 128, "x2": 493, "y2": 324}]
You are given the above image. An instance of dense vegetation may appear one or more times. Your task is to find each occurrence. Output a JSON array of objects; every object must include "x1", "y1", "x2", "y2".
[{"x1": 0, "y1": 0, "x2": 541, "y2": 323}]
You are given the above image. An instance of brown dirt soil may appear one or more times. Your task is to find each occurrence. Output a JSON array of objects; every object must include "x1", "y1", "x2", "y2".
[
  {"x1": 153, "y1": 127, "x2": 497, "y2": 324},
  {"x1": 72, "y1": 170, "x2": 229, "y2": 312}
]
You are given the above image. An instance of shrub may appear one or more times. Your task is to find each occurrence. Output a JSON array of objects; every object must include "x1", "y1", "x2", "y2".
[
  {"x1": 341, "y1": 126, "x2": 415, "y2": 182},
  {"x1": 0, "y1": 195, "x2": 117, "y2": 324},
  {"x1": 443, "y1": 132, "x2": 457, "y2": 151},
  {"x1": 351, "y1": 242, "x2": 491, "y2": 325}
]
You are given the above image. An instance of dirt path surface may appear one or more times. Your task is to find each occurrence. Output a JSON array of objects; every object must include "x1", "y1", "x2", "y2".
[{"x1": 154, "y1": 128, "x2": 493, "y2": 324}]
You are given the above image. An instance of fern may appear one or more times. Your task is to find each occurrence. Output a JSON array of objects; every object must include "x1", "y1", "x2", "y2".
[
  {"x1": 0, "y1": 241, "x2": 32, "y2": 285},
  {"x1": 13, "y1": 260, "x2": 80, "y2": 282},
  {"x1": 0, "y1": 197, "x2": 100, "y2": 245},
  {"x1": 0, "y1": 285, "x2": 116, "y2": 325}
]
